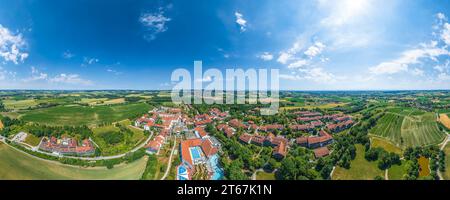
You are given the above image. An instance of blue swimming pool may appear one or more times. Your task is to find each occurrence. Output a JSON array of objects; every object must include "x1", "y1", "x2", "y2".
[
  {"x1": 209, "y1": 154, "x2": 224, "y2": 180},
  {"x1": 177, "y1": 165, "x2": 189, "y2": 180},
  {"x1": 190, "y1": 147, "x2": 202, "y2": 160}
]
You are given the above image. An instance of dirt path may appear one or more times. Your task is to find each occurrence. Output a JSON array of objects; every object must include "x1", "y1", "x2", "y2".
[
  {"x1": 160, "y1": 136, "x2": 177, "y2": 180},
  {"x1": 385, "y1": 169, "x2": 389, "y2": 180}
]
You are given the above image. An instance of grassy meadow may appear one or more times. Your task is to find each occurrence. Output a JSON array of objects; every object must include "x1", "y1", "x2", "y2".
[
  {"x1": 0, "y1": 142, "x2": 147, "y2": 180},
  {"x1": 332, "y1": 144, "x2": 384, "y2": 180}
]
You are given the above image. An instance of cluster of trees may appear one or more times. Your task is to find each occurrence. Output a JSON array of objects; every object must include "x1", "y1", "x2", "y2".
[
  {"x1": 364, "y1": 147, "x2": 401, "y2": 170},
  {"x1": 26, "y1": 124, "x2": 93, "y2": 139},
  {"x1": 0, "y1": 101, "x2": 6, "y2": 112},
  {"x1": 403, "y1": 146, "x2": 443, "y2": 180},
  {"x1": 277, "y1": 147, "x2": 320, "y2": 180},
  {"x1": 328, "y1": 135, "x2": 356, "y2": 169},
  {"x1": 141, "y1": 154, "x2": 158, "y2": 180}
]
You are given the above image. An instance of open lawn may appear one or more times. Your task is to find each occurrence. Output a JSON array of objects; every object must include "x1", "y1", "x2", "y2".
[
  {"x1": 24, "y1": 134, "x2": 41, "y2": 146},
  {"x1": 256, "y1": 171, "x2": 276, "y2": 180},
  {"x1": 369, "y1": 109, "x2": 445, "y2": 148},
  {"x1": 332, "y1": 144, "x2": 384, "y2": 180},
  {"x1": 370, "y1": 137, "x2": 402, "y2": 154},
  {"x1": 20, "y1": 103, "x2": 151, "y2": 126},
  {"x1": 388, "y1": 160, "x2": 407, "y2": 180},
  {"x1": 0, "y1": 142, "x2": 147, "y2": 180}
]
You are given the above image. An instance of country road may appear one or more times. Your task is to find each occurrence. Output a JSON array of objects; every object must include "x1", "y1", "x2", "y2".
[
  {"x1": 161, "y1": 136, "x2": 177, "y2": 180},
  {"x1": 1, "y1": 127, "x2": 154, "y2": 161}
]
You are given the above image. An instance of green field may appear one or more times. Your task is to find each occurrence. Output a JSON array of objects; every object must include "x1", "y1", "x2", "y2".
[
  {"x1": 0, "y1": 142, "x2": 147, "y2": 180},
  {"x1": 3, "y1": 99, "x2": 38, "y2": 110},
  {"x1": 369, "y1": 109, "x2": 445, "y2": 148},
  {"x1": 388, "y1": 160, "x2": 408, "y2": 180},
  {"x1": 20, "y1": 103, "x2": 151, "y2": 126},
  {"x1": 256, "y1": 171, "x2": 276, "y2": 180},
  {"x1": 332, "y1": 144, "x2": 384, "y2": 180}
]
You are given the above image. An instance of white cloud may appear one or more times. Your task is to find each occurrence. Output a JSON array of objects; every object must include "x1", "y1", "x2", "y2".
[
  {"x1": 437, "y1": 13, "x2": 446, "y2": 21},
  {"x1": 277, "y1": 41, "x2": 304, "y2": 64},
  {"x1": 258, "y1": 52, "x2": 273, "y2": 61},
  {"x1": 22, "y1": 66, "x2": 48, "y2": 82},
  {"x1": 438, "y1": 72, "x2": 450, "y2": 81},
  {"x1": 304, "y1": 42, "x2": 326, "y2": 58},
  {"x1": 0, "y1": 67, "x2": 16, "y2": 81},
  {"x1": 140, "y1": 10, "x2": 171, "y2": 41},
  {"x1": 0, "y1": 24, "x2": 28, "y2": 64},
  {"x1": 287, "y1": 59, "x2": 308, "y2": 69},
  {"x1": 319, "y1": 0, "x2": 372, "y2": 27},
  {"x1": 441, "y1": 23, "x2": 450, "y2": 45},
  {"x1": 369, "y1": 42, "x2": 450, "y2": 75},
  {"x1": 82, "y1": 57, "x2": 99, "y2": 66},
  {"x1": 49, "y1": 74, "x2": 93, "y2": 85},
  {"x1": 280, "y1": 67, "x2": 339, "y2": 83},
  {"x1": 235, "y1": 11, "x2": 247, "y2": 32},
  {"x1": 62, "y1": 50, "x2": 75, "y2": 59},
  {"x1": 411, "y1": 68, "x2": 424, "y2": 76},
  {"x1": 196, "y1": 75, "x2": 212, "y2": 83},
  {"x1": 107, "y1": 68, "x2": 122, "y2": 75}
]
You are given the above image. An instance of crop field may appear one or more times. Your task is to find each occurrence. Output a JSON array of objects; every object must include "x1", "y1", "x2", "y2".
[
  {"x1": 418, "y1": 156, "x2": 430, "y2": 177},
  {"x1": 20, "y1": 103, "x2": 151, "y2": 126},
  {"x1": 439, "y1": 113, "x2": 450, "y2": 129},
  {"x1": 369, "y1": 109, "x2": 445, "y2": 148},
  {"x1": 3, "y1": 99, "x2": 38, "y2": 110},
  {"x1": 0, "y1": 142, "x2": 147, "y2": 180},
  {"x1": 332, "y1": 145, "x2": 384, "y2": 180}
]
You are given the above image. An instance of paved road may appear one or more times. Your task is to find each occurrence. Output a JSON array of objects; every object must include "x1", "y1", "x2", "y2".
[
  {"x1": 2, "y1": 127, "x2": 154, "y2": 161},
  {"x1": 161, "y1": 136, "x2": 177, "y2": 180}
]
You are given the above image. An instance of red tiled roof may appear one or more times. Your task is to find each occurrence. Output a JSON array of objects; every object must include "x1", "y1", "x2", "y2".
[
  {"x1": 194, "y1": 127, "x2": 208, "y2": 138},
  {"x1": 239, "y1": 133, "x2": 253, "y2": 143},
  {"x1": 200, "y1": 139, "x2": 218, "y2": 157},
  {"x1": 314, "y1": 147, "x2": 330, "y2": 158}
]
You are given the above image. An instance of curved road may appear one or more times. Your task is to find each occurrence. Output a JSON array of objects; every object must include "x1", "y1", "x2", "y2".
[
  {"x1": 160, "y1": 136, "x2": 177, "y2": 180},
  {"x1": 1, "y1": 126, "x2": 154, "y2": 161}
]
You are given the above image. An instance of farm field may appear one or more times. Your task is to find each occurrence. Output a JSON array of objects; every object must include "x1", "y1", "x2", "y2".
[
  {"x1": 0, "y1": 142, "x2": 147, "y2": 180},
  {"x1": 332, "y1": 145, "x2": 384, "y2": 180},
  {"x1": 3, "y1": 99, "x2": 38, "y2": 110},
  {"x1": 369, "y1": 109, "x2": 445, "y2": 148},
  {"x1": 370, "y1": 137, "x2": 402, "y2": 154},
  {"x1": 20, "y1": 103, "x2": 151, "y2": 126},
  {"x1": 418, "y1": 156, "x2": 430, "y2": 177},
  {"x1": 439, "y1": 113, "x2": 450, "y2": 129}
]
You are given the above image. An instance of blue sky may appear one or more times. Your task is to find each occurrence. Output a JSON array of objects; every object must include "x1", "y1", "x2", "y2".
[{"x1": 0, "y1": 0, "x2": 450, "y2": 90}]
